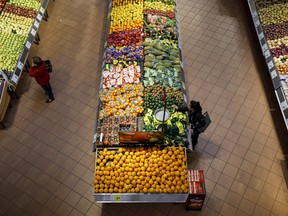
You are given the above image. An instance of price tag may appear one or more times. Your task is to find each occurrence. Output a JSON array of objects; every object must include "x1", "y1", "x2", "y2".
[
  {"x1": 114, "y1": 195, "x2": 122, "y2": 201},
  {"x1": 37, "y1": 14, "x2": 43, "y2": 21},
  {"x1": 108, "y1": 12, "x2": 111, "y2": 18},
  {"x1": 17, "y1": 61, "x2": 24, "y2": 70},
  {"x1": 264, "y1": 50, "x2": 270, "y2": 58},
  {"x1": 281, "y1": 101, "x2": 288, "y2": 109},
  {"x1": 34, "y1": 20, "x2": 40, "y2": 29},
  {"x1": 25, "y1": 41, "x2": 32, "y2": 50},
  {"x1": 261, "y1": 43, "x2": 268, "y2": 52},
  {"x1": 267, "y1": 60, "x2": 274, "y2": 70},
  {"x1": 253, "y1": 11, "x2": 258, "y2": 18},
  {"x1": 271, "y1": 70, "x2": 278, "y2": 79},
  {"x1": 93, "y1": 133, "x2": 97, "y2": 143},
  {"x1": 109, "y1": 1, "x2": 112, "y2": 8},
  {"x1": 39, "y1": 7, "x2": 45, "y2": 14},
  {"x1": 259, "y1": 32, "x2": 264, "y2": 40},
  {"x1": 11, "y1": 74, "x2": 18, "y2": 84},
  {"x1": 31, "y1": 28, "x2": 36, "y2": 36},
  {"x1": 180, "y1": 61, "x2": 184, "y2": 69},
  {"x1": 255, "y1": 19, "x2": 260, "y2": 27}
]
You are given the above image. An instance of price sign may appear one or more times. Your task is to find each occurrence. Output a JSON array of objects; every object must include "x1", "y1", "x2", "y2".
[
  {"x1": 264, "y1": 50, "x2": 270, "y2": 58},
  {"x1": 11, "y1": 74, "x2": 18, "y2": 84},
  {"x1": 259, "y1": 32, "x2": 264, "y2": 40},
  {"x1": 17, "y1": 61, "x2": 24, "y2": 70},
  {"x1": 255, "y1": 19, "x2": 260, "y2": 27},
  {"x1": 253, "y1": 11, "x2": 258, "y2": 18},
  {"x1": 37, "y1": 14, "x2": 43, "y2": 21},
  {"x1": 31, "y1": 28, "x2": 36, "y2": 37},
  {"x1": 281, "y1": 101, "x2": 288, "y2": 110},
  {"x1": 34, "y1": 20, "x2": 40, "y2": 29},
  {"x1": 268, "y1": 60, "x2": 274, "y2": 70},
  {"x1": 114, "y1": 195, "x2": 122, "y2": 201},
  {"x1": 261, "y1": 43, "x2": 268, "y2": 52},
  {"x1": 271, "y1": 70, "x2": 278, "y2": 79},
  {"x1": 39, "y1": 7, "x2": 45, "y2": 14},
  {"x1": 180, "y1": 61, "x2": 184, "y2": 69},
  {"x1": 25, "y1": 41, "x2": 32, "y2": 50}
]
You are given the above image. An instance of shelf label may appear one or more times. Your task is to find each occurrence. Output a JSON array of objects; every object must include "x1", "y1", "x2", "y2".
[
  {"x1": 114, "y1": 195, "x2": 122, "y2": 201},
  {"x1": 281, "y1": 101, "x2": 288, "y2": 110},
  {"x1": 11, "y1": 74, "x2": 19, "y2": 84},
  {"x1": 259, "y1": 32, "x2": 264, "y2": 40},
  {"x1": 252, "y1": 11, "x2": 258, "y2": 18},
  {"x1": 267, "y1": 61, "x2": 274, "y2": 70},
  {"x1": 271, "y1": 70, "x2": 278, "y2": 79},
  {"x1": 180, "y1": 61, "x2": 184, "y2": 69},
  {"x1": 255, "y1": 19, "x2": 260, "y2": 27},
  {"x1": 39, "y1": 7, "x2": 45, "y2": 14},
  {"x1": 182, "y1": 81, "x2": 186, "y2": 90},
  {"x1": 264, "y1": 50, "x2": 270, "y2": 58},
  {"x1": 31, "y1": 28, "x2": 36, "y2": 37},
  {"x1": 17, "y1": 61, "x2": 24, "y2": 70},
  {"x1": 37, "y1": 14, "x2": 43, "y2": 22},
  {"x1": 261, "y1": 43, "x2": 268, "y2": 52},
  {"x1": 25, "y1": 41, "x2": 32, "y2": 50},
  {"x1": 34, "y1": 20, "x2": 40, "y2": 29}
]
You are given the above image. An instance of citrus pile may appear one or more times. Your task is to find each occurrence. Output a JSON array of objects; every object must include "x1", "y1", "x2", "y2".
[{"x1": 94, "y1": 146, "x2": 189, "y2": 193}]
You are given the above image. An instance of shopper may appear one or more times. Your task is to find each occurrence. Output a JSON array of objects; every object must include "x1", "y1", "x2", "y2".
[
  {"x1": 29, "y1": 56, "x2": 55, "y2": 103},
  {"x1": 177, "y1": 100, "x2": 206, "y2": 150}
]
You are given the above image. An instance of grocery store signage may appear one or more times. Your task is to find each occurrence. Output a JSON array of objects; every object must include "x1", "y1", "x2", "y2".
[
  {"x1": 39, "y1": 7, "x2": 45, "y2": 14},
  {"x1": 37, "y1": 14, "x2": 43, "y2": 22},
  {"x1": 31, "y1": 28, "x2": 37, "y2": 37},
  {"x1": 25, "y1": 41, "x2": 32, "y2": 50},
  {"x1": 34, "y1": 20, "x2": 40, "y2": 29},
  {"x1": 114, "y1": 195, "x2": 122, "y2": 201}
]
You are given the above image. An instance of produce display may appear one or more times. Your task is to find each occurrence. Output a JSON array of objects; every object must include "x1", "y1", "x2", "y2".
[
  {"x1": 94, "y1": 0, "x2": 191, "y2": 201},
  {"x1": 97, "y1": 0, "x2": 187, "y2": 148},
  {"x1": 0, "y1": 0, "x2": 41, "y2": 76},
  {"x1": 94, "y1": 147, "x2": 189, "y2": 193},
  {"x1": 257, "y1": 1, "x2": 288, "y2": 75}
]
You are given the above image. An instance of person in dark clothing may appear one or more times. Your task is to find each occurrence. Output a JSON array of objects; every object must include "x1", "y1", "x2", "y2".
[
  {"x1": 29, "y1": 56, "x2": 55, "y2": 103},
  {"x1": 177, "y1": 100, "x2": 206, "y2": 150}
]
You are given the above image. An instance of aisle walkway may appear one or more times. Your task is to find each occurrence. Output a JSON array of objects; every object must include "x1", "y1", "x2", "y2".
[{"x1": 0, "y1": 0, "x2": 287, "y2": 215}]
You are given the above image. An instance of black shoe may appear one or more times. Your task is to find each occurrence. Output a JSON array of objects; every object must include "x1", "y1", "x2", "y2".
[{"x1": 46, "y1": 98, "x2": 55, "y2": 103}]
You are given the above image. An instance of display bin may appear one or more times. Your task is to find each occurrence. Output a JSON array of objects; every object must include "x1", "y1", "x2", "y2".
[
  {"x1": 94, "y1": 147, "x2": 189, "y2": 203},
  {"x1": 185, "y1": 170, "x2": 206, "y2": 211}
]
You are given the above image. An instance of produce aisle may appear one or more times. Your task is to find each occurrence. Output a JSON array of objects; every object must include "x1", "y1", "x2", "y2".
[{"x1": 0, "y1": 0, "x2": 288, "y2": 216}]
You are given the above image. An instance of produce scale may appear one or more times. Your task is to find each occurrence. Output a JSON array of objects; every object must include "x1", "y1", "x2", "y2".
[
  {"x1": 247, "y1": 0, "x2": 288, "y2": 128},
  {"x1": 93, "y1": 0, "x2": 206, "y2": 205}
]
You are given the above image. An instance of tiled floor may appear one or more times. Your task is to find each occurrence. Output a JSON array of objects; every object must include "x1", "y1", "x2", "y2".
[{"x1": 0, "y1": 0, "x2": 288, "y2": 215}]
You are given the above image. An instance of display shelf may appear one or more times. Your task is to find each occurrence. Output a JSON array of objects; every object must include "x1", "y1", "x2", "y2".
[
  {"x1": 95, "y1": 193, "x2": 188, "y2": 203},
  {"x1": 247, "y1": 0, "x2": 288, "y2": 129},
  {"x1": 93, "y1": 0, "x2": 112, "y2": 151},
  {"x1": 9, "y1": 0, "x2": 50, "y2": 87},
  {"x1": 94, "y1": 147, "x2": 189, "y2": 203}
]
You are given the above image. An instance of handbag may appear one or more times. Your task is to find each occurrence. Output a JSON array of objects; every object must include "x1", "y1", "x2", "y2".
[
  {"x1": 44, "y1": 60, "x2": 52, "y2": 73},
  {"x1": 197, "y1": 111, "x2": 211, "y2": 133}
]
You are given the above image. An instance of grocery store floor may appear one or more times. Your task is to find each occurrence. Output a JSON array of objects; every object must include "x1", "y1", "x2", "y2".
[{"x1": 1, "y1": 0, "x2": 288, "y2": 215}]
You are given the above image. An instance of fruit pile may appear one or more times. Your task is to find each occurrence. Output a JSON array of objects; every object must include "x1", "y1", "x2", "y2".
[
  {"x1": 258, "y1": 2, "x2": 288, "y2": 75},
  {"x1": 110, "y1": 0, "x2": 143, "y2": 33},
  {"x1": 0, "y1": 0, "x2": 5, "y2": 12},
  {"x1": 0, "y1": 0, "x2": 41, "y2": 75},
  {"x1": 99, "y1": 83, "x2": 144, "y2": 120},
  {"x1": 94, "y1": 147, "x2": 189, "y2": 193}
]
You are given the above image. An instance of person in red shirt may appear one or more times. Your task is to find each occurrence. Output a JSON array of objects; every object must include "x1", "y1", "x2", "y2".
[{"x1": 29, "y1": 56, "x2": 55, "y2": 103}]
